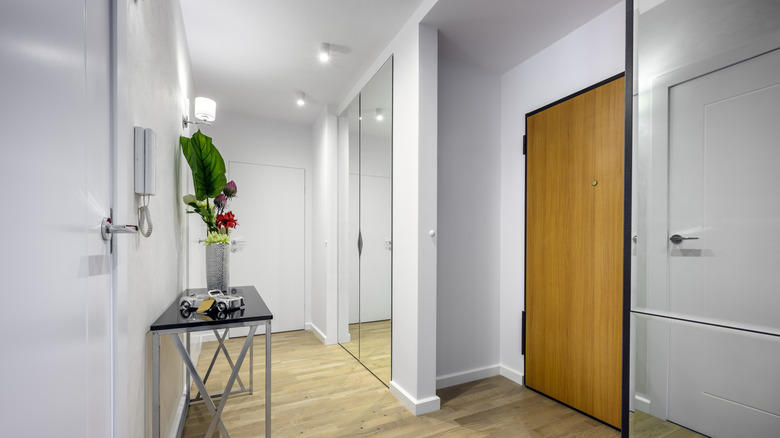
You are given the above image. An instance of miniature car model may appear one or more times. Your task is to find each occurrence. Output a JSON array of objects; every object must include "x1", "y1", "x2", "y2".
[
  {"x1": 179, "y1": 289, "x2": 245, "y2": 312},
  {"x1": 211, "y1": 289, "x2": 245, "y2": 312},
  {"x1": 180, "y1": 292, "x2": 209, "y2": 310}
]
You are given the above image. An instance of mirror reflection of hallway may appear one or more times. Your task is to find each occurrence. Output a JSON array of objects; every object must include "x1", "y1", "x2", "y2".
[
  {"x1": 630, "y1": 1, "x2": 780, "y2": 436},
  {"x1": 338, "y1": 57, "x2": 393, "y2": 385}
]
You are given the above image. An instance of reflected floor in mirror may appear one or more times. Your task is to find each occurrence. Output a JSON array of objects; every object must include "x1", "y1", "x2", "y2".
[
  {"x1": 342, "y1": 322, "x2": 360, "y2": 358},
  {"x1": 356, "y1": 320, "x2": 390, "y2": 384},
  {"x1": 629, "y1": 410, "x2": 706, "y2": 438},
  {"x1": 181, "y1": 330, "x2": 620, "y2": 437}
]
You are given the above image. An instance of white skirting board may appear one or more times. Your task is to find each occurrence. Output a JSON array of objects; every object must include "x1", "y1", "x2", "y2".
[
  {"x1": 436, "y1": 365, "x2": 525, "y2": 389},
  {"x1": 436, "y1": 366, "x2": 501, "y2": 389},
  {"x1": 498, "y1": 365, "x2": 524, "y2": 386},
  {"x1": 306, "y1": 322, "x2": 333, "y2": 345},
  {"x1": 634, "y1": 393, "x2": 651, "y2": 413},
  {"x1": 389, "y1": 381, "x2": 441, "y2": 415}
]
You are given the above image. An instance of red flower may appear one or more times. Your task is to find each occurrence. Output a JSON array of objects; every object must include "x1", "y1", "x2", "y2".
[{"x1": 216, "y1": 211, "x2": 238, "y2": 229}]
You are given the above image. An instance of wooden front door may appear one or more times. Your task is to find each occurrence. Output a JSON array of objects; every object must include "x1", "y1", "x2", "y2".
[{"x1": 525, "y1": 75, "x2": 624, "y2": 428}]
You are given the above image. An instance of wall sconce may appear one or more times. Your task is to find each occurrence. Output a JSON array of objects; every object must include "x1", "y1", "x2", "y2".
[
  {"x1": 375, "y1": 108, "x2": 384, "y2": 121},
  {"x1": 318, "y1": 42, "x2": 331, "y2": 63},
  {"x1": 183, "y1": 97, "x2": 216, "y2": 128},
  {"x1": 296, "y1": 91, "x2": 306, "y2": 106}
]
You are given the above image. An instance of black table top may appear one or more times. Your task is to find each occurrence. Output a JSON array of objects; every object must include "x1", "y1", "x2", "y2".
[{"x1": 150, "y1": 285, "x2": 273, "y2": 332}]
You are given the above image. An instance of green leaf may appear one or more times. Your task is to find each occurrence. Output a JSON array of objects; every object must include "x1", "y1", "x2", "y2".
[{"x1": 180, "y1": 130, "x2": 227, "y2": 200}]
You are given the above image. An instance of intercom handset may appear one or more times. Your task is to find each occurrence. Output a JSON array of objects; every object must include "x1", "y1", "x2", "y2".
[{"x1": 134, "y1": 126, "x2": 155, "y2": 237}]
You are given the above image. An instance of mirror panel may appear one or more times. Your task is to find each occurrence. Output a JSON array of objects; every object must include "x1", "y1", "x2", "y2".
[
  {"x1": 631, "y1": 1, "x2": 780, "y2": 436},
  {"x1": 339, "y1": 95, "x2": 361, "y2": 359},
  {"x1": 359, "y1": 58, "x2": 392, "y2": 384},
  {"x1": 338, "y1": 57, "x2": 393, "y2": 385}
]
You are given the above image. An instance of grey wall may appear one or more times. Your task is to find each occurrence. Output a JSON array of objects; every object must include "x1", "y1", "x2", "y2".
[{"x1": 436, "y1": 55, "x2": 502, "y2": 387}]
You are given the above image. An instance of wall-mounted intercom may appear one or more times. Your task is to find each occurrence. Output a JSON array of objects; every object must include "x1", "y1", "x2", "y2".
[
  {"x1": 134, "y1": 126, "x2": 155, "y2": 237},
  {"x1": 134, "y1": 126, "x2": 156, "y2": 195}
]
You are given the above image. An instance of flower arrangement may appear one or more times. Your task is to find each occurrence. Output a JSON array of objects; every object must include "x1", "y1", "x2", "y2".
[{"x1": 180, "y1": 130, "x2": 238, "y2": 245}]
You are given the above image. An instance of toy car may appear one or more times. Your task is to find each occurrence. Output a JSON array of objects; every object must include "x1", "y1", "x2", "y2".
[
  {"x1": 180, "y1": 292, "x2": 209, "y2": 310},
  {"x1": 180, "y1": 289, "x2": 245, "y2": 312},
  {"x1": 212, "y1": 290, "x2": 245, "y2": 312}
]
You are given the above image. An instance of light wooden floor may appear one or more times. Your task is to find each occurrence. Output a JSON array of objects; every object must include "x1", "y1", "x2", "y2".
[
  {"x1": 628, "y1": 410, "x2": 705, "y2": 437},
  {"x1": 347, "y1": 320, "x2": 391, "y2": 385},
  {"x1": 182, "y1": 330, "x2": 621, "y2": 437}
]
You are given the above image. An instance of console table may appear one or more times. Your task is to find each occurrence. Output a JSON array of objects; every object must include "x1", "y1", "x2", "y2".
[{"x1": 151, "y1": 285, "x2": 273, "y2": 437}]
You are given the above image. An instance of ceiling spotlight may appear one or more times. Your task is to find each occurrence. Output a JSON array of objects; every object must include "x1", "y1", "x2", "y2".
[
  {"x1": 375, "y1": 108, "x2": 384, "y2": 121},
  {"x1": 296, "y1": 91, "x2": 306, "y2": 106},
  {"x1": 318, "y1": 42, "x2": 331, "y2": 63}
]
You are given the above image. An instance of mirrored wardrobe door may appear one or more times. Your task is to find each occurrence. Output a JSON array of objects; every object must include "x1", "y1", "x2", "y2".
[
  {"x1": 338, "y1": 56, "x2": 393, "y2": 386},
  {"x1": 359, "y1": 58, "x2": 392, "y2": 384},
  {"x1": 338, "y1": 95, "x2": 361, "y2": 360},
  {"x1": 630, "y1": 1, "x2": 780, "y2": 437}
]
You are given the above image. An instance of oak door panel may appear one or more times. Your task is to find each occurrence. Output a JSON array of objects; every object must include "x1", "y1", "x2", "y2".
[{"x1": 526, "y1": 76, "x2": 624, "y2": 428}]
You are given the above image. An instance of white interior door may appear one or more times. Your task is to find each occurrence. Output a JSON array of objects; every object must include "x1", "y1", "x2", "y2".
[
  {"x1": 1, "y1": 0, "x2": 112, "y2": 436},
  {"x1": 228, "y1": 162, "x2": 305, "y2": 333},
  {"x1": 359, "y1": 174, "x2": 392, "y2": 322},
  {"x1": 664, "y1": 47, "x2": 780, "y2": 437}
]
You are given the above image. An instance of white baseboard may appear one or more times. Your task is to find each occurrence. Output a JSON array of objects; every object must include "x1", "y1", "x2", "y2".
[
  {"x1": 389, "y1": 381, "x2": 441, "y2": 416},
  {"x1": 436, "y1": 365, "x2": 501, "y2": 389},
  {"x1": 498, "y1": 365, "x2": 524, "y2": 386},
  {"x1": 306, "y1": 322, "x2": 334, "y2": 345},
  {"x1": 635, "y1": 393, "x2": 651, "y2": 412}
]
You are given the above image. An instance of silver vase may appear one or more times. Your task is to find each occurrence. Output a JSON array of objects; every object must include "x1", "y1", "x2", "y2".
[{"x1": 205, "y1": 243, "x2": 230, "y2": 292}]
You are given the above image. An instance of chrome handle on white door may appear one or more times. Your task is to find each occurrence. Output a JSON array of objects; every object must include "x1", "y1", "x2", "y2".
[
  {"x1": 101, "y1": 217, "x2": 138, "y2": 241},
  {"x1": 670, "y1": 234, "x2": 699, "y2": 244}
]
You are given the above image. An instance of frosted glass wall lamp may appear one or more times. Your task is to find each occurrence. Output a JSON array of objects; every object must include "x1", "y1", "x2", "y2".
[
  {"x1": 183, "y1": 97, "x2": 216, "y2": 128},
  {"x1": 296, "y1": 91, "x2": 306, "y2": 106}
]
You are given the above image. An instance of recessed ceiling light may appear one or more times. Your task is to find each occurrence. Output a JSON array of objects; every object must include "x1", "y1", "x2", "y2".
[
  {"x1": 318, "y1": 42, "x2": 331, "y2": 63},
  {"x1": 296, "y1": 91, "x2": 306, "y2": 106}
]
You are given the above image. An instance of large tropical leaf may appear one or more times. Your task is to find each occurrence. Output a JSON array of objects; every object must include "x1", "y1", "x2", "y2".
[{"x1": 180, "y1": 130, "x2": 227, "y2": 200}]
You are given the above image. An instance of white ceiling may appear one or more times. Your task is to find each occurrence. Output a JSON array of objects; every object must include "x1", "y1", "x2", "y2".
[
  {"x1": 180, "y1": 0, "x2": 621, "y2": 126},
  {"x1": 423, "y1": 0, "x2": 622, "y2": 74}
]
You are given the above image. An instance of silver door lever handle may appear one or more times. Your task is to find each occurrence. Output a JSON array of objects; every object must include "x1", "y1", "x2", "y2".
[
  {"x1": 101, "y1": 217, "x2": 138, "y2": 241},
  {"x1": 670, "y1": 234, "x2": 698, "y2": 244}
]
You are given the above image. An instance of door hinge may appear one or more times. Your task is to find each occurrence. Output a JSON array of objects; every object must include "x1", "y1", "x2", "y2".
[
  {"x1": 523, "y1": 135, "x2": 527, "y2": 155},
  {"x1": 521, "y1": 310, "x2": 526, "y2": 355}
]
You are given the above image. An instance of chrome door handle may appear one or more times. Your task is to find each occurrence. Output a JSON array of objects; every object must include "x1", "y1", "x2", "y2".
[
  {"x1": 670, "y1": 234, "x2": 698, "y2": 244},
  {"x1": 101, "y1": 217, "x2": 138, "y2": 241},
  {"x1": 357, "y1": 230, "x2": 363, "y2": 256}
]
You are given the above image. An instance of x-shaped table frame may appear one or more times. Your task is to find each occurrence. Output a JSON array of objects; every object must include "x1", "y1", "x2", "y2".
[{"x1": 152, "y1": 320, "x2": 271, "y2": 437}]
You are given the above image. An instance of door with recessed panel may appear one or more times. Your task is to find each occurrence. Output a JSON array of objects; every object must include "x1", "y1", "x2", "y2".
[
  {"x1": 662, "y1": 47, "x2": 780, "y2": 438},
  {"x1": 525, "y1": 75, "x2": 624, "y2": 428}
]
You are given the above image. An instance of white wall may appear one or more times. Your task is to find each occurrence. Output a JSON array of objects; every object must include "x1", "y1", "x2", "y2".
[
  {"x1": 118, "y1": 0, "x2": 196, "y2": 436},
  {"x1": 436, "y1": 55, "x2": 502, "y2": 388},
  {"x1": 337, "y1": 0, "x2": 441, "y2": 415},
  {"x1": 310, "y1": 107, "x2": 339, "y2": 343},
  {"x1": 498, "y1": 2, "x2": 626, "y2": 381},
  {"x1": 196, "y1": 110, "x2": 313, "y2": 327}
]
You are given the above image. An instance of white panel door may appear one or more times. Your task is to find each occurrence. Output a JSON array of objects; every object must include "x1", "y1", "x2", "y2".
[
  {"x1": 665, "y1": 47, "x2": 780, "y2": 437},
  {"x1": 229, "y1": 162, "x2": 305, "y2": 333},
  {"x1": 1, "y1": 0, "x2": 112, "y2": 436},
  {"x1": 359, "y1": 174, "x2": 392, "y2": 322}
]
